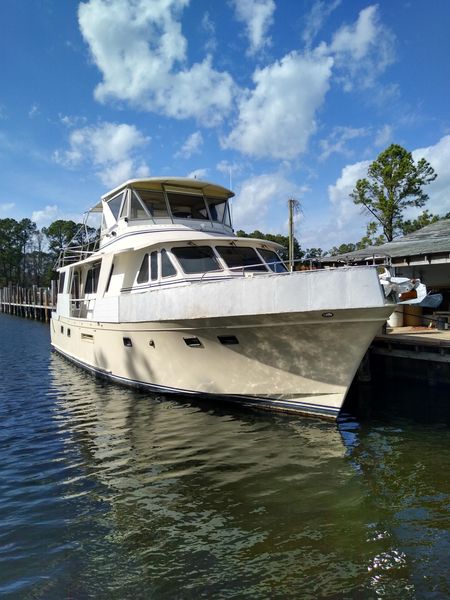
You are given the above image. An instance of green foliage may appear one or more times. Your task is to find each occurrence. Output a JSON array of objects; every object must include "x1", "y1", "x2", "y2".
[
  {"x1": 327, "y1": 242, "x2": 357, "y2": 256},
  {"x1": 236, "y1": 229, "x2": 303, "y2": 261},
  {"x1": 351, "y1": 144, "x2": 437, "y2": 241},
  {"x1": 401, "y1": 210, "x2": 441, "y2": 235},
  {"x1": 41, "y1": 220, "x2": 80, "y2": 258}
]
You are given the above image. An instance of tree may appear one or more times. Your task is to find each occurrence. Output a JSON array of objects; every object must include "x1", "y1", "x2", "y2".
[
  {"x1": 350, "y1": 144, "x2": 437, "y2": 242},
  {"x1": 400, "y1": 209, "x2": 450, "y2": 235}
]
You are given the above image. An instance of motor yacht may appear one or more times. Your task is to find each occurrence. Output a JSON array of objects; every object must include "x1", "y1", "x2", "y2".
[{"x1": 51, "y1": 177, "x2": 398, "y2": 419}]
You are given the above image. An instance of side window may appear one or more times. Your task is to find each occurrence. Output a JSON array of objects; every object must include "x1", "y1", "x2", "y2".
[
  {"x1": 85, "y1": 262, "x2": 101, "y2": 294},
  {"x1": 58, "y1": 272, "x2": 66, "y2": 293},
  {"x1": 137, "y1": 254, "x2": 149, "y2": 284},
  {"x1": 161, "y1": 249, "x2": 177, "y2": 278},
  {"x1": 105, "y1": 264, "x2": 114, "y2": 292},
  {"x1": 150, "y1": 251, "x2": 158, "y2": 281}
]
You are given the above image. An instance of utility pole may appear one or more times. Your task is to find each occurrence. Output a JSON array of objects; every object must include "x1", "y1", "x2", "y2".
[{"x1": 288, "y1": 198, "x2": 300, "y2": 271}]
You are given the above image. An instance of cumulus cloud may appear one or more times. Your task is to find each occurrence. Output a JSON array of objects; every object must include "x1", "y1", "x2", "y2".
[
  {"x1": 328, "y1": 5, "x2": 395, "y2": 90},
  {"x1": 232, "y1": 173, "x2": 308, "y2": 232},
  {"x1": 31, "y1": 205, "x2": 59, "y2": 227},
  {"x1": 54, "y1": 122, "x2": 150, "y2": 187},
  {"x1": 231, "y1": 0, "x2": 275, "y2": 55},
  {"x1": 303, "y1": 134, "x2": 450, "y2": 249},
  {"x1": 223, "y1": 51, "x2": 333, "y2": 159},
  {"x1": 176, "y1": 131, "x2": 203, "y2": 158},
  {"x1": 319, "y1": 125, "x2": 369, "y2": 161},
  {"x1": 412, "y1": 134, "x2": 450, "y2": 216},
  {"x1": 78, "y1": 0, "x2": 234, "y2": 125}
]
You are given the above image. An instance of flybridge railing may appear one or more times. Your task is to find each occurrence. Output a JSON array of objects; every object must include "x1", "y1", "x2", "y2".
[{"x1": 55, "y1": 241, "x2": 100, "y2": 269}]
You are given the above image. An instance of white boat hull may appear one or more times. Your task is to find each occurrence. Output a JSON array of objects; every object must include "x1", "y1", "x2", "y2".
[{"x1": 51, "y1": 304, "x2": 392, "y2": 419}]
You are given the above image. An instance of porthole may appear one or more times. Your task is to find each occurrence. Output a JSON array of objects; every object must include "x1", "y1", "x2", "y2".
[{"x1": 123, "y1": 337, "x2": 133, "y2": 347}]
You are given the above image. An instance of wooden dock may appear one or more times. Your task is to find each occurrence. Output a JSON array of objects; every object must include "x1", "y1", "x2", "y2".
[
  {"x1": 368, "y1": 326, "x2": 450, "y2": 386},
  {"x1": 0, "y1": 283, "x2": 57, "y2": 322}
]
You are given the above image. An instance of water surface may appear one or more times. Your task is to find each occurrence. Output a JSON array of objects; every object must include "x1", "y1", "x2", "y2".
[{"x1": 0, "y1": 314, "x2": 449, "y2": 599}]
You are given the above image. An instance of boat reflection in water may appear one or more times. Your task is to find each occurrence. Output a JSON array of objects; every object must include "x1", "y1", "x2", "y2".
[{"x1": 47, "y1": 352, "x2": 442, "y2": 599}]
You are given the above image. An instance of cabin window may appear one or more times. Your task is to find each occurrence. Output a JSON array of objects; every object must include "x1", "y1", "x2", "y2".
[
  {"x1": 171, "y1": 246, "x2": 221, "y2": 274},
  {"x1": 150, "y1": 251, "x2": 158, "y2": 281},
  {"x1": 85, "y1": 262, "x2": 101, "y2": 294},
  {"x1": 166, "y1": 191, "x2": 209, "y2": 220},
  {"x1": 206, "y1": 197, "x2": 231, "y2": 226},
  {"x1": 71, "y1": 270, "x2": 80, "y2": 298},
  {"x1": 137, "y1": 254, "x2": 149, "y2": 284},
  {"x1": 58, "y1": 272, "x2": 66, "y2": 293},
  {"x1": 105, "y1": 264, "x2": 114, "y2": 292},
  {"x1": 108, "y1": 192, "x2": 125, "y2": 221},
  {"x1": 216, "y1": 246, "x2": 267, "y2": 272},
  {"x1": 161, "y1": 249, "x2": 177, "y2": 278},
  {"x1": 129, "y1": 192, "x2": 148, "y2": 220},
  {"x1": 258, "y1": 249, "x2": 287, "y2": 273},
  {"x1": 135, "y1": 189, "x2": 170, "y2": 219}
]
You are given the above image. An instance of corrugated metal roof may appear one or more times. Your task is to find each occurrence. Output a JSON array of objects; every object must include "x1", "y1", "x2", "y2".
[{"x1": 325, "y1": 218, "x2": 450, "y2": 262}]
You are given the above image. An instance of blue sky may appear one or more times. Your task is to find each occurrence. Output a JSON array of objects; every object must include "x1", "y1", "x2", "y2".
[{"x1": 0, "y1": 0, "x2": 449, "y2": 250}]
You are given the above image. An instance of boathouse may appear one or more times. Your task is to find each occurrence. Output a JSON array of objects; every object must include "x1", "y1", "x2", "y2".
[{"x1": 323, "y1": 218, "x2": 450, "y2": 325}]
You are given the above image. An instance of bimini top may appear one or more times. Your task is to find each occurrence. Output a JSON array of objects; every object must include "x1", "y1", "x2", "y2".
[{"x1": 89, "y1": 177, "x2": 234, "y2": 209}]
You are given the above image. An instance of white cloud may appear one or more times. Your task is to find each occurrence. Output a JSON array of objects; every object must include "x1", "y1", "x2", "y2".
[
  {"x1": 31, "y1": 205, "x2": 59, "y2": 227},
  {"x1": 319, "y1": 125, "x2": 368, "y2": 161},
  {"x1": 78, "y1": 0, "x2": 234, "y2": 125},
  {"x1": 0, "y1": 202, "x2": 15, "y2": 212},
  {"x1": 201, "y1": 12, "x2": 217, "y2": 53},
  {"x1": 28, "y1": 104, "x2": 40, "y2": 118},
  {"x1": 412, "y1": 134, "x2": 450, "y2": 216},
  {"x1": 374, "y1": 124, "x2": 393, "y2": 147},
  {"x1": 59, "y1": 114, "x2": 88, "y2": 128},
  {"x1": 328, "y1": 5, "x2": 395, "y2": 90},
  {"x1": 223, "y1": 51, "x2": 333, "y2": 159},
  {"x1": 232, "y1": 173, "x2": 307, "y2": 232},
  {"x1": 302, "y1": 0, "x2": 341, "y2": 49},
  {"x1": 304, "y1": 135, "x2": 450, "y2": 249},
  {"x1": 176, "y1": 131, "x2": 203, "y2": 158},
  {"x1": 231, "y1": 0, "x2": 275, "y2": 55},
  {"x1": 187, "y1": 168, "x2": 208, "y2": 179},
  {"x1": 54, "y1": 122, "x2": 150, "y2": 187}
]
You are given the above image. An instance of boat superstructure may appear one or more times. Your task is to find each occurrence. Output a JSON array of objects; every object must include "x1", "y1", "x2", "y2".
[{"x1": 51, "y1": 177, "x2": 396, "y2": 419}]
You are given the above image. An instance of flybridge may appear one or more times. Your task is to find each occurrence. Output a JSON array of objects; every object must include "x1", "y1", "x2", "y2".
[
  {"x1": 99, "y1": 178, "x2": 234, "y2": 243},
  {"x1": 57, "y1": 177, "x2": 235, "y2": 268}
]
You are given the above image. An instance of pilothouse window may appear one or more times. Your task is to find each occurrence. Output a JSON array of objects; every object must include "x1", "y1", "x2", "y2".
[
  {"x1": 161, "y1": 249, "x2": 177, "y2": 277},
  {"x1": 258, "y1": 249, "x2": 287, "y2": 273},
  {"x1": 172, "y1": 246, "x2": 221, "y2": 274},
  {"x1": 135, "y1": 189, "x2": 169, "y2": 219},
  {"x1": 167, "y1": 191, "x2": 209, "y2": 220},
  {"x1": 216, "y1": 246, "x2": 267, "y2": 272}
]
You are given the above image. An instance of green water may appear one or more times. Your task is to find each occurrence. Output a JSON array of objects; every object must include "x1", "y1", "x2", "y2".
[{"x1": 0, "y1": 314, "x2": 449, "y2": 599}]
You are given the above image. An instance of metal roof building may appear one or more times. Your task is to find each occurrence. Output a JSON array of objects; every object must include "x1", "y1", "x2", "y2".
[{"x1": 323, "y1": 219, "x2": 450, "y2": 268}]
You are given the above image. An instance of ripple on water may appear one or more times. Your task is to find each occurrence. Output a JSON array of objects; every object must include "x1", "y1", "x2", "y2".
[{"x1": 0, "y1": 314, "x2": 449, "y2": 599}]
